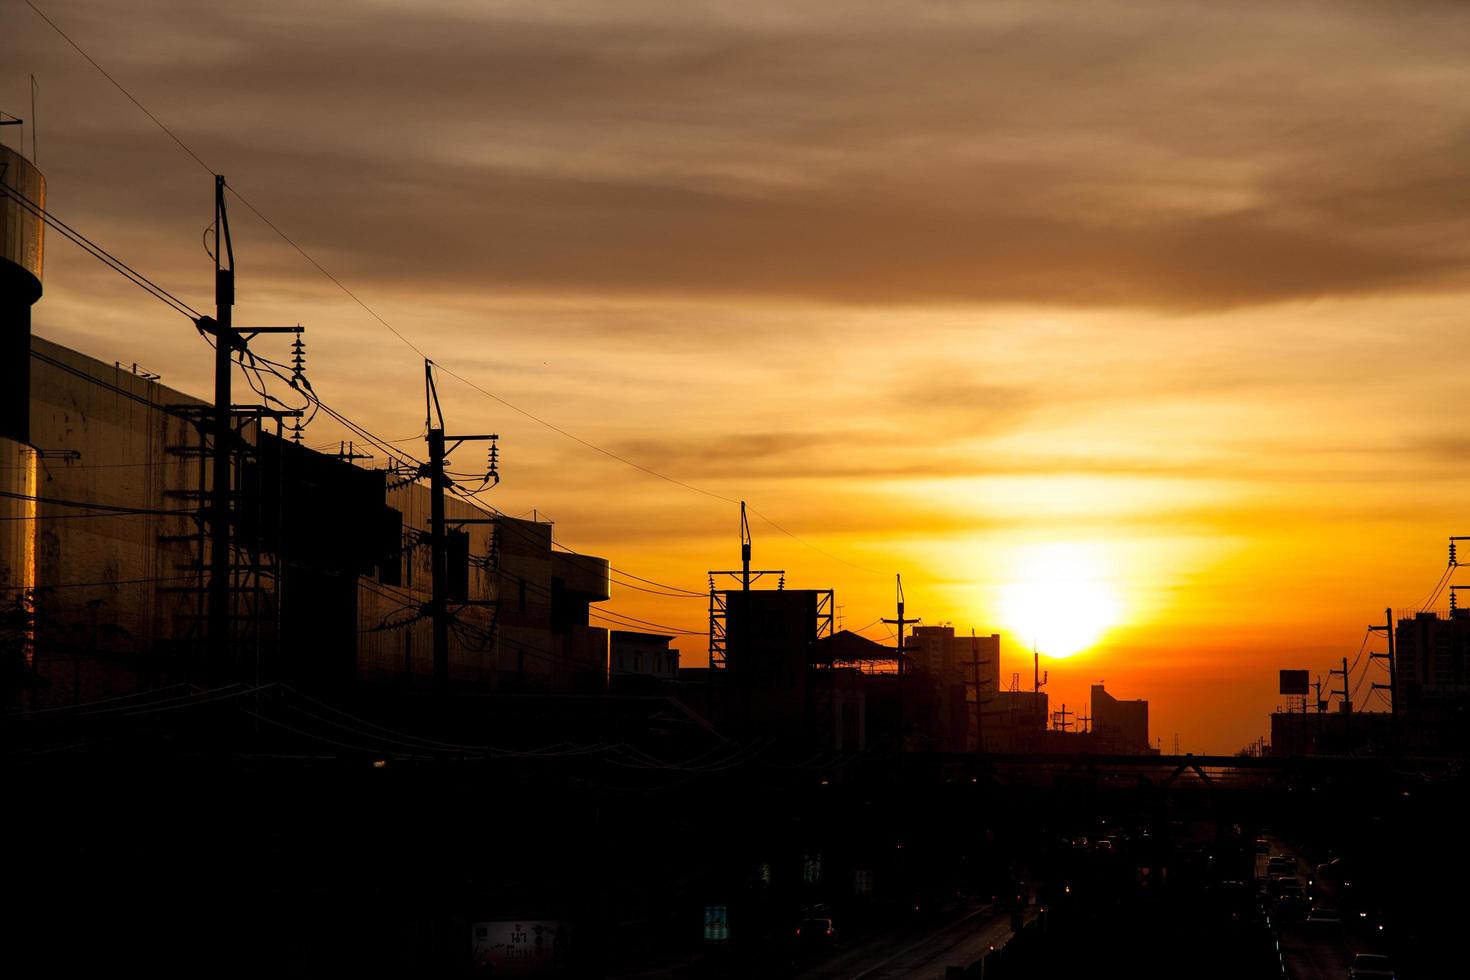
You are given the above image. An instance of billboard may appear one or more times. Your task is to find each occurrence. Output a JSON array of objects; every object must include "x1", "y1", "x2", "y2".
[{"x1": 1279, "y1": 670, "x2": 1309, "y2": 696}]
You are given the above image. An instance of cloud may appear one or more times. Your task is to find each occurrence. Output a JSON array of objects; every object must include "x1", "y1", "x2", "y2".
[{"x1": 14, "y1": 0, "x2": 1470, "y2": 310}]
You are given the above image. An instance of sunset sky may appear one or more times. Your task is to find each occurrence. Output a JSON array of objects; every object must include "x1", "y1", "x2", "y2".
[{"x1": 5, "y1": 0, "x2": 1468, "y2": 752}]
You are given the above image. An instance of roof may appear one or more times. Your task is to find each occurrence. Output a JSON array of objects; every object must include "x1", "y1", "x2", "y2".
[{"x1": 815, "y1": 629, "x2": 896, "y2": 661}]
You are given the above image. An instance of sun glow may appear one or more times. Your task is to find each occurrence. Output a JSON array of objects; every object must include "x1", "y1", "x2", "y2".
[{"x1": 998, "y1": 544, "x2": 1122, "y2": 659}]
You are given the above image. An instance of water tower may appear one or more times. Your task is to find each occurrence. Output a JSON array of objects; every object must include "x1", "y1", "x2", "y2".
[{"x1": 0, "y1": 142, "x2": 45, "y2": 604}]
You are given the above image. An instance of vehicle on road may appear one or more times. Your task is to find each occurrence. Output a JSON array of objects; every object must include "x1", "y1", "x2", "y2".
[
  {"x1": 1304, "y1": 907, "x2": 1341, "y2": 930},
  {"x1": 1254, "y1": 839, "x2": 1271, "y2": 854},
  {"x1": 1273, "y1": 880, "x2": 1307, "y2": 920},
  {"x1": 795, "y1": 918, "x2": 837, "y2": 952},
  {"x1": 1266, "y1": 856, "x2": 1295, "y2": 877},
  {"x1": 1349, "y1": 953, "x2": 1395, "y2": 979}
]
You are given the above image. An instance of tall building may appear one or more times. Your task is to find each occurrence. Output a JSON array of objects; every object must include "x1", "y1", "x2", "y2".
[
  {"x1": 1091, "y1": 682, "x2": 1152, "y2": 754},
  {"x1": 906, "y1": 626, "x2": 1001, "y2": 751},
  {"x1": 1396, "y1": 609, "x2": 1470, "y2": 709}
]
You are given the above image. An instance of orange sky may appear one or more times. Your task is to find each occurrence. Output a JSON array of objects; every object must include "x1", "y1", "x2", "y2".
[{"x1": 6, "y1": 0, "x2": 1469, "y2": 752}]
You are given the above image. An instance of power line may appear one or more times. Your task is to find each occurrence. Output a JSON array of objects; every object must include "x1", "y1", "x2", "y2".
[
  {"x1": 0, "y1": 487, "x2": 193, "y2": 517},
  {"x1": 431, "y1": 363, "x2": 736, "y2": 505},
  {"x1": 1, "y1": 573, "x2": 197, "y2": 593},
  {"x1": 588, "y1": 609, "x2": 704, "y2": 636},
  {"x1": 24, "y1": 0, "x2": 215, "y2": 177},
  {"x1": 0, "y1": 177, "x2": 200, "y2": 319},
  {"x1": 1419, "y1": 563, "x2": 1455, "y2": 612},
  {"x1": 245, "y1": 354, "x2": 714, "y2": 604},
  {"x1": 607, "y1": 567, "x2": 705, "y2": 597},
  {"x1": 26, "y1": 0, "x2": 880, "y2": 581}
]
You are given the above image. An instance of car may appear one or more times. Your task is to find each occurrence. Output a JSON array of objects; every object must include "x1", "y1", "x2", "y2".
[
  {"x1": 1349, "y1": 953, "x2": 1395, "y2": 979},
  {"x1": 1304, "y1": 907, "x2": 1341, "y2": 930},
  {"x1": 1273, "y1": 881, "x2": 1307, "y2": 919},
  {"x1": 1254, "y1": 839, "x2": 1271, "y2": 854},
  {"x1": 795, "y1": 917, "x2": 837, "y2": 951},
  {"x1": 1266, "y1": 857, "x2": 1294, "y2": 875},
  {"x1": 1264, "y1": 874, "x2": 1299, "y2": 899}
]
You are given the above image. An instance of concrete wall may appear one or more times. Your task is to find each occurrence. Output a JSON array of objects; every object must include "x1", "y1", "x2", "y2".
[{"x1": 20, "y1": 336, "x2": 611, "y2": 705}]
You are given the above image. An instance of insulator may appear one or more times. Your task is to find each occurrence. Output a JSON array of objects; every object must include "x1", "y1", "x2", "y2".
[
  {"x1": 290, "y1": 335, "x2": 307, "y2": 383},
  {"x1": 1451, "y1": 541, "x2": 1458, "y2": 566}
]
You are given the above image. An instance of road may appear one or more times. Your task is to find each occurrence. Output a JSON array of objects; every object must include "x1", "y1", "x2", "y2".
[
  {"x1": 794, "y1": 902, "x2": 1023, "y2": 980},
  {"x1": 1262, "y1": 836, "x2": 1364, "y2": 980}
]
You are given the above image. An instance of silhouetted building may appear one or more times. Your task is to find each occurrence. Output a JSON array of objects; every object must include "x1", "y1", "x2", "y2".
[
  {"x1": 11, "y1": 331, "x2": 614, "y2": 705},
  {"x1": 722, "y1": 588, "x2": 825, "y2": 740},
  {"x1": 1091, "y1": 682, "x2": 1152, "y2": 754},
  {"x1": 1396, "y1": 609, "x2": 1470, "y2": 709},
  {"x1": 1270, "y1": 707, "x2": 1394, "y2": 757},
  {"x1": 907, "y1": 626, "x2": 1000, "y2": 751},
  {"x1": 985, "y1": 690, "x2": 1049, "y2": 752},
  {"x1": 610, "y1": 630, "x2": 679, "y2": 693}
]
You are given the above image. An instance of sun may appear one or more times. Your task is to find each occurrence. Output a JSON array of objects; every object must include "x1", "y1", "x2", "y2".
[{"x1": 997, "y1": 544, "x2": 1121, "y2": 659}]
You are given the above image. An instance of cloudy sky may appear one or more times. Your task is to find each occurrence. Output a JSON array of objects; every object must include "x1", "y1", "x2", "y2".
[{"x1": 6, "y1": 0, "x2": 1469, "y2": 751}]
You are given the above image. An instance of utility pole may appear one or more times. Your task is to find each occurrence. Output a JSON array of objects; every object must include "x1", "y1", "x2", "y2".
[
  {"x1": 206, "y1": 175, "x2": 234, "y2": 681},
  {"x1": 1032, "y1": 640, "x2": 1048, "y2": 694},
  {"x1": 423, "y1": 360, "x2": 498, "y2": 696},
  {"x1": 883, "y1": 574, "x2": 919, "y2": 746},
  {"x1": 1328, "y1": 655, "x2": 1352, "y2": 744},
  {"x1": 1369, "y1": 607, "x2": 1396, "y2": 716},
  {"x1": 1328, "y1": 657, "x2": 1350, "y2": 712},
  {"x1": 882, "y1": 574, "x2": 919, "y2": 678},
  {"x1": 706, "y1": 501, "x2": 784, "y2": 669},
  {"x1": 1077, "y1": 708, "x2": 1091, "y2": 734},
  {"x1": 1053, "y1": 703, "x2": 1073, "y2": 732},
  {"x1": 964, "y1": 629, "x2": 991, "y2": 752},
  {"x1": 741, "y1": 501, "x2": 751, "y2": 590},
  {"x1": 1385, "y1": 608, "x2": 1396, "y2": 714},
  {"x1": 191, "y1": 176, "x2": 305, "y2": 683},
  {"x1": 335, "y1": 441, "x2": 373, "y2": 463}
]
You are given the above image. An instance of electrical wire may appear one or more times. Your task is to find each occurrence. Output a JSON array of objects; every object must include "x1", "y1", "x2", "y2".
[
  {"x1": 588, "y1": 610, "x2": 704, "y2": 636},
  {"x1": 0, "y1": 178, "x2": 199, "y2": 319},
  {"x1": 24, "y1": 0, "x2": 883, "y2": 581},
  {"x1": 0, "y1": 487, "x2": 194, "y2": 518},
  {"x1": 0, "y1": 574, "x2": 198, "y2": 593},
  {"x1": 1419, "y1": 563, "x2": 1454, "y2": 613}
]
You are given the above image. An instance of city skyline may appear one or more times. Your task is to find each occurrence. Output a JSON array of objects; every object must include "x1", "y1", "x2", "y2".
[{"x1": 6, "y1": 0, "x2": 1470, "y2": 752}]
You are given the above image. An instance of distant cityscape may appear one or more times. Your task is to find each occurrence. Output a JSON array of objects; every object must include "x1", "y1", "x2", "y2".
[{"x1": 4, "y1": 116, "x2": 1466, "y2": 980}]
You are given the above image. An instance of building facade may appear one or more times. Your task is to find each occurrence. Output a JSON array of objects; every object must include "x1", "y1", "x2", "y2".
[{"x1": 1090, "y1": 682, "x2": 1152, "y2": 754}]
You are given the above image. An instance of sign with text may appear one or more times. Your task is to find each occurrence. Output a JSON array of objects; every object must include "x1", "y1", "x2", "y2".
[{"x1": 471, "y1": 921, "x2": 568, "y2": 976}]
